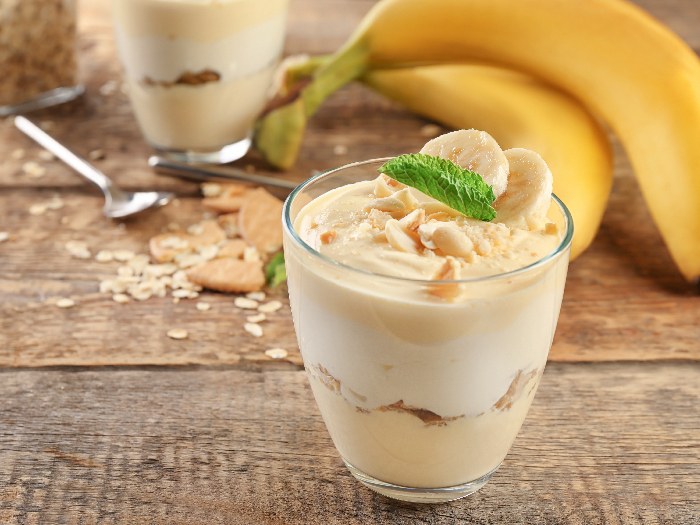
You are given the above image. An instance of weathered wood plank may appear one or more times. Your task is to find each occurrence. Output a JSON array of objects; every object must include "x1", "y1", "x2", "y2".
[
  {"x1": 0, "y1": 362, "x2": 698, "y2": 524},
  {"x1": 2, "y1": 0, "x2": 700, "y2": 368}
]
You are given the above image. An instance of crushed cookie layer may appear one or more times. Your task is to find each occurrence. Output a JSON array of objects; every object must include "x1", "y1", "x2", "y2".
[{"x1": 142, "y1": 69, "x2": 221, "y2": 87}]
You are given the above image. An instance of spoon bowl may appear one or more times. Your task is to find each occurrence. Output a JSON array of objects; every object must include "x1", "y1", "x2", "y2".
[{"x1": 14, "y1": 116, "x2": 173, "y2": 218}]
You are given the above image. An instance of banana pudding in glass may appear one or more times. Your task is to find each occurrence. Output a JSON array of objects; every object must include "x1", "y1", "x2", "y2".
[
  {"x1": 112, "y1": 0, "x2": 289, "y2": 163},
  {"x1": 282, "y1": 130, "x2": 573, "y2": 502}
]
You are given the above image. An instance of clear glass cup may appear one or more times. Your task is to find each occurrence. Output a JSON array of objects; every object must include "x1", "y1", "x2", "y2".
[
  {"x1": 111, "y1": 0, "x2": 290, "y2": 164},
  {"x1": 282, "y1": 159, "x2": 574, "y2": 503},
  {"x1": 0, "y1": 0, "x2": 83, "y2": 116}
]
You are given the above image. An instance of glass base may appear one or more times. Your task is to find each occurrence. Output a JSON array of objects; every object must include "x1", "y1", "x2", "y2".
[
  {"x1": 0, "y1": 85, "x2": 84, "y2": 116},
  {"x1": 343, "y1": 460, "x2": 500, "y2": 503},
  {"x1": 150, "y1": 136, "x2": 251, "y2": 165}
]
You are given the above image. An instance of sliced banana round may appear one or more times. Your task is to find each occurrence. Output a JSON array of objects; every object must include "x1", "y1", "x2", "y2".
[
  {"x1": 493, "y1": 148, "x2": 553, "y2": 230},
  {"x1": 419, "y1": 129, "x2": 509, "y2": 198}
]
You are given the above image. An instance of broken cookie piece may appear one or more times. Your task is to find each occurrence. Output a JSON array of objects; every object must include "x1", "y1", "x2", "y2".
[
  {"x1": 185, "y1": 258, "x2": 265, "y2": 293},
  {"x1": 202, "y1": 183, "x2": 249, "y2": 213},
  {"x1": 238, "y1": 188, "x2": 284, "y2": 254}
]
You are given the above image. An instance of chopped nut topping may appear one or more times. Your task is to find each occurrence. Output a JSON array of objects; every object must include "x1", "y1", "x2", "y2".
[
  {"x1": 544, "y1": 222, "x2": 558, "y2": 235},
  {"x1": 320, "y1": 230, "x2": 337, "y2": 244},
  {"x1": 364, "y1": 196, "x2": 406, "y2": 214},
  {"x1": 385, "y1": 219, "x2": 420, "y2": 254}
]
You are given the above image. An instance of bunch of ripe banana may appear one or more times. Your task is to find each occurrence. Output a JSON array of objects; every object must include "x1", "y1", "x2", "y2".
[{"x1": 255, "y1": 0, "x2": 700, "y2": 282}]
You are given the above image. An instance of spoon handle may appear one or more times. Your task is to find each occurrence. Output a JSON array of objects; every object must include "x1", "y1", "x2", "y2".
[
  {"x1": 148, "y1": 156, "x2": 299, "y2": 191},
  {"x1": 14, "y1": 116, "x2": 115, "y2": 195}
]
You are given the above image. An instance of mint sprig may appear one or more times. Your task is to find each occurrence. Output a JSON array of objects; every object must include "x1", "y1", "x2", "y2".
[{"x1": 378, "y1": 154, "x2": 496, "y2": 221}]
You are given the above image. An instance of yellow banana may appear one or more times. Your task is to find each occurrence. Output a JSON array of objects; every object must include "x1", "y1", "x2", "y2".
[
  {"x1": 256, "y1": 0, "x2": 700, "y2": 282},
  {"x1": 363, "y1": 65, "x2": 613, "y2": 260}
]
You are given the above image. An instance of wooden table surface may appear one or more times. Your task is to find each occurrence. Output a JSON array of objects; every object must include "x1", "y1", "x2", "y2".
[{"x1": 1, "y1": 0, "x2": 699, "y2": 523}]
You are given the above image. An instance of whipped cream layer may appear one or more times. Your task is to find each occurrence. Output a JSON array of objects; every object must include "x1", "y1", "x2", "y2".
[{"x1": 114, "y1": 11, "x2": 286, "y2": 83}]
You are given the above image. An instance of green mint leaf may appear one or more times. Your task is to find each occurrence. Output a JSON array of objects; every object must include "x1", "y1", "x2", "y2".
[
  {"x1": 265, "y1": 252, "x2": 287, "y2": 287},
  {"x1": 378, "y1": 153, "x2": 497, "y2": 221}
]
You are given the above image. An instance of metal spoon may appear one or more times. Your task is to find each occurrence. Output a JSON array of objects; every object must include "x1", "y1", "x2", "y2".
[
  {"x1": 148, "y1": 156, "x2": 299, "y2": 191},
  {"x1": 14, "y1": 116, "x2": 173, "y2": 218}
]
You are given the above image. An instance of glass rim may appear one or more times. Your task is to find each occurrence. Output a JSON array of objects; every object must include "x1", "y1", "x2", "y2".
[{"x1": 282, "y1": 157, "x2": 574, "y2": 285}]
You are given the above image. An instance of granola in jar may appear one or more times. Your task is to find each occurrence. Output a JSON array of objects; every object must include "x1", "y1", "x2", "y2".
[{"x1": 0, "y1": 0, "x2": 81, "y2": 113}]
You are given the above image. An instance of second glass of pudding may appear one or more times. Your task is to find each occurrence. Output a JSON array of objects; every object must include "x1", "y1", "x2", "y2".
[
  {"x1": 111, "y1": 0, "x2": 289, "y2": 163},
  {"x1": 283, "y1": 159, "x2": 573, "y2": 503}
]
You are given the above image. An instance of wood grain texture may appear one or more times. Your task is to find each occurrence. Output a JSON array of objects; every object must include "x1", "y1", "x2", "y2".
[
  {"x1": 0, "y1": 362, "x2": 698, "y2": 524},
  {"x1": 0, "y1": 2, "x2": 699, "y2": 369}
]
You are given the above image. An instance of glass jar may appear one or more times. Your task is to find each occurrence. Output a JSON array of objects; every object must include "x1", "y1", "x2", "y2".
[{"x1": 0, "y1": 0, "x2": 83, "y2": 116}]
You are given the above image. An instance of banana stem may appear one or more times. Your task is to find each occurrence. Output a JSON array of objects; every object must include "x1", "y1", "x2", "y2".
[{"x1": 254, "y1": 46, "x2": 368, "y2": 169}]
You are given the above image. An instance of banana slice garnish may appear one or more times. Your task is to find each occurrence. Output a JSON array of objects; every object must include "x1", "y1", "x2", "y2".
[
  {"x1": 493, "y1": 148, "x2": 553, "y2": 230},
  {"x1": 419, "y1": 129, "x2": 509, "y2": 198}
]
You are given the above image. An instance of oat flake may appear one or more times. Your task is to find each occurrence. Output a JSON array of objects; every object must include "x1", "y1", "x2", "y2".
[
  {"x1": 265, "y1": 348, "x2": 288, "y2": 359},
  {"x1": 167, "y1": 328, "x2": 188, "y2": 340}
]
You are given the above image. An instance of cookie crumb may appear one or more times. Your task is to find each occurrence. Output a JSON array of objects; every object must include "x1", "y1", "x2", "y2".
[
  {"x1": 196, "y1": 302, "x2": 211, "y2": 311},
  {"x1": 0, "y1": 232, "x2": 9, "y2": 242},
  {"x1": 56, "y1": 298, "x2": 75, "y2": 308},
  {"x1": 11, "y1": 148, "x2": 25, "y2": 160}
]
